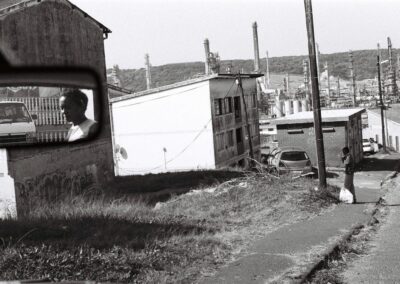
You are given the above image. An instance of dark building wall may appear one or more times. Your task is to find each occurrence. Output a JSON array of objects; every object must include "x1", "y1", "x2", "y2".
[
  {"x1": 276, "y1": 112, "x2": 364, "y2": 168},
  {"x1": 0, "y1": 0, "x2": 114, "y2": 215},
  {"x1": 210, "y1": 77, "x2": 260, "y2": 168},
  {"x1": 276, "y1": 122, "x2": 347, "y2": 168}
]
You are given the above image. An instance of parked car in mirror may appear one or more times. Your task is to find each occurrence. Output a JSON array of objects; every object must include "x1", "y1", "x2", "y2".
[{"x1": 0, "y1": 101, "x2": 37, "y2": 145}]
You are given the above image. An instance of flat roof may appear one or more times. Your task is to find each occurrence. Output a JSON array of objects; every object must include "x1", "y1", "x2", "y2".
[
  {"x1": 272, "y1": 108, "x2": 366, "y2": 125},
  {"x1": 110, "y1": 73, "x2": 263, "y2": 103}
]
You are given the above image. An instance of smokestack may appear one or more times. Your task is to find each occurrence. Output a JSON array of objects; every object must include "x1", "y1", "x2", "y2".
[
  {"x1": 252, "y1": 22, "x2": 260, "y2": 73},
  {"x1": 303, "y1": 59, "x2": 310, "y2": 100},
  {"x1": 325, "y1": 61, "x2": 330, "y2": 103},
  {"x1": 316, "y1": 43, "x2": 320, "y2": 80},
  {"x1": 387, "y1": 37, "x2": 398, "y2": 97},
  {"x1": 286, "y1": 73, "x2": 290, "y2": 95},
  {"x1": 349, "y1": 50, "x2": 357, "y2": 106},
  {"x1": 204, "y1": 38, "x2": 210, "y2": 75},
  {"x1": 265, "y1": 51, "x2": 270, "y2": 87},
  {"x1": 145, "y1": 53, "x2": 152, "y2": 90}
]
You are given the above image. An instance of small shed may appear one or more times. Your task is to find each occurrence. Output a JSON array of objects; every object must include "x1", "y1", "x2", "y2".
[{"x1": 272, "y1": 108, "x2": 365, "y2": 168}]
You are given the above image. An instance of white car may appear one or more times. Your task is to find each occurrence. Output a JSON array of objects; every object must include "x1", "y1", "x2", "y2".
[
  {"x1": 362, "y1": 139, "x2": 374, "y2": 154},
  {"x1": 0, "y1": 101, "x2": 37, "y2": 145}
]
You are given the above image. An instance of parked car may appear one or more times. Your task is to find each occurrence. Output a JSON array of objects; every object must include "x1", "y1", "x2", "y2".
[
  {"x1": 0, "y1": 101, "x2": 37, "y2": 145},
  {"x1": 362, "y1": 138, "x2": 374, "y2": 154},
  {"x1": 262, "y1": 146, "x2": 313, "y2": 176}
]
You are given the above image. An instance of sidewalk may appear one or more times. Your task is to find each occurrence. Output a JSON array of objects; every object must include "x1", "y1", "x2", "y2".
[
  {"x1": 199, "y1": 153, "x2": 400, "y2": 284},
  {"x1": 343, "y1": 175, "x2": 400, "y2": 283}
]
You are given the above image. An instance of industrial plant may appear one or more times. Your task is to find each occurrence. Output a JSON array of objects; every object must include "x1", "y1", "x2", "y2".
[{"x1": 106, "y1": 20, "x2": 400, "y2": 175}]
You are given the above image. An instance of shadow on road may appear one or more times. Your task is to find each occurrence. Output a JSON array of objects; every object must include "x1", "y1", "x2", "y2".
[{"x1": 357, "y1": 155, "x2": 400, "y2": 172}]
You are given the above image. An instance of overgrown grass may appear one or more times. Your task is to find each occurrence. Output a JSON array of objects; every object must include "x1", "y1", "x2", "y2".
[{"x1": 0, "y1": 172, "x2": 339, "y2": 283}]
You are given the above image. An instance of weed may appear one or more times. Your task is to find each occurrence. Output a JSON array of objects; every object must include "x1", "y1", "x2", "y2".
[{"x1": 0, "y1": 171, "x2": 337, "y2": 283}]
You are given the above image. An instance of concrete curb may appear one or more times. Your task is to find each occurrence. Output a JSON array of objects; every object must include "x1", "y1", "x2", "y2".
[{"x1": 288, "y1": 170, "x2": 399, "y2": 284}]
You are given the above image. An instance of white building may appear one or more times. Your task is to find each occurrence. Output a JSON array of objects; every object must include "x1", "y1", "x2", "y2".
[
  {"x1": 110, "y1": 74, "x2": 261, "y2": 175},
  {"x1": 363, "y1": 105, "x2": 400, "y2": 152}
]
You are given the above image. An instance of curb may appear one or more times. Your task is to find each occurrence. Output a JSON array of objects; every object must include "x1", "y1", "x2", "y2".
[{"x1": 289, "y1": 170, "x2": 399, "y2": 283}]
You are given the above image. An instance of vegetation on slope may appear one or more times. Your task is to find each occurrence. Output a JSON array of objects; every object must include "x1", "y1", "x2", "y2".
[
  {"x1": 0, "y1": 173, "x2": 339, "y2": 283},
  {"x1": 108, "y1": 49, "x2": 397, "y2": 92}
]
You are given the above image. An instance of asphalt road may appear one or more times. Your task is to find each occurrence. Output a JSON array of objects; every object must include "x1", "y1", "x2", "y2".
[{"x1": 199, "y1": 153, "x2": 399, "y2": 284}]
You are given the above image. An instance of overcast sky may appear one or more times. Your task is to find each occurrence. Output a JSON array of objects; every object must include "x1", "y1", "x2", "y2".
[{"x1": 69, "y1": 0, "x2": 400, "y2": 70}]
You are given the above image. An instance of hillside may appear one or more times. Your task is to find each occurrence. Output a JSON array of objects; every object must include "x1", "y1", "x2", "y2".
[{"x1": 108, "y1": 49, "x2": 397, "y2": 92}]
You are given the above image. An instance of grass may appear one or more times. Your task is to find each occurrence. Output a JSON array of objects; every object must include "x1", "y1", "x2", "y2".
[{"x1": 0, "y1": 172, "x2": 339, "y2": 283}]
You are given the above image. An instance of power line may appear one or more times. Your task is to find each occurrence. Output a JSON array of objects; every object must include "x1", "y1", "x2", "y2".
[
  {"x1": 112, "y1": 84, "x2": 206, "y2": 109},
  {"x1": 115, "y1": 80, "x2": 238, "y2": 174}
]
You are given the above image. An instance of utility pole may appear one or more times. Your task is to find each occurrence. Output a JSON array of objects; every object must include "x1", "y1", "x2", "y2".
[
  {"x1": 349, "y1": 50, "x2": 357, "y2": 107},
  {"x1": 337, "y1": 77, "x2": 340, "y2": 97},
  {"x1": 377, "y1": 54, "x2": 387, "y2": 153},
  {"x1": 304, "y1": 0, "x2": 327, "y2": 188},
  {"x1": 237, "y1": 74, "x2": 255, "y2": 165}
]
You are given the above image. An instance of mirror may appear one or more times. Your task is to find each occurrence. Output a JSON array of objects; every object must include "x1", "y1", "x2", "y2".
[{"x1": 0, "y1": 67, "x2": 102, "y2": 146}]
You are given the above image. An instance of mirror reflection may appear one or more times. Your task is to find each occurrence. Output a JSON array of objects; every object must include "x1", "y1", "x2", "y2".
[{"x1": 0, "y1": 86, "x2": 96, "y2": 145}]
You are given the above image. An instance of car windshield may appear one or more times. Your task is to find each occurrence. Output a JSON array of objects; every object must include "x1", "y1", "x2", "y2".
[
  {"x1": 0, "y1": 103, "x2": 31, "y2": 123},
  {"x1": 281, "y1": 151, "x2": 308, "y2": 161}
]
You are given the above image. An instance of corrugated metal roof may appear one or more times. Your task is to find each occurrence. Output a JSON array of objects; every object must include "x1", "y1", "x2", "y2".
[{"x1": 272, "y1": 108, "x2": 366, "y2": 125}]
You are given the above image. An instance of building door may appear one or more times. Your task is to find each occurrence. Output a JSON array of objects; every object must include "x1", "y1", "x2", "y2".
[{"x1": 236, "y1": 127, "x2": 244, "y2": 155}]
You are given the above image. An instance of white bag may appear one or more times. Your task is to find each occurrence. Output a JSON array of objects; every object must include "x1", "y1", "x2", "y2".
[{"x1": 339, "y1": 187, "x2": 354, "y2": 204}]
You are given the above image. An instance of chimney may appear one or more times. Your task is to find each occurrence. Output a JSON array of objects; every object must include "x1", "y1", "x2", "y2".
[
  {"x1": 349, "y1": 50, "x2": 356, "y2": 106},
  {"x1": 204, "y1": 38, "x2": 210, "y2": 75},
  {"x1": 252, "y1": 22, "x2": 260, "y2": 73},
  {"x1": 286, "y1": 73, "x2": 290, "y2": 95},
  {"x1": 303, "y1": 59, "x2": 310, "y2": 101},
  {"x1": 145, "y1": 53, "x2": 152, "y2": 90},
  {"x1": 265, "y1": 51, "x2": 270, "y2": 87},
  {"x1": 387, "y1": 37, "x2": 398, "y2": 97}
]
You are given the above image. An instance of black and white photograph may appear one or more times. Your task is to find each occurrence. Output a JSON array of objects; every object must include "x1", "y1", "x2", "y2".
[{"x1": 1, "y1": 0, "x2": 400, "y2": 283}]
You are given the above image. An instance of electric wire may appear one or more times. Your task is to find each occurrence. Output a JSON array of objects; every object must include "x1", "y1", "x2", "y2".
[{"x1": 116, "y1": 79, "x2": 238, "y2": 174}]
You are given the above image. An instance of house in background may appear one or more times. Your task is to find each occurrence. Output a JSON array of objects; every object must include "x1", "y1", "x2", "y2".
[
  {"x1": 363, "y1": 105, "x2": 400, "y2": 152},
  {"x1": 272, "y1": 108, "x2": 365, "y2": 168},
  {"x1": 110, "y1": 74, "x2": 262, "y2": 175}
]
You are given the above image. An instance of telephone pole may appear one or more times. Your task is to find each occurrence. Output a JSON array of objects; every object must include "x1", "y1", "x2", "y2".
[
  {"x1": 377, "y1": 54, "x2": 387, "y2": 153},
  {"x1": 237, "y1": 74, "x2": 255, "y2": 165},
  {"x1": 304, "y1": 0, "x2": 327, "y2": 188}
]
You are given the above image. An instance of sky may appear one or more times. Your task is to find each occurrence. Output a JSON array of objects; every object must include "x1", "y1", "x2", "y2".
[{"x1": 69, "y1": 0, "x2": 400, "y2": 70}]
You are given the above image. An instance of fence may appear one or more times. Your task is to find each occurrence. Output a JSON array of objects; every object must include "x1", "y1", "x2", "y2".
[
  {"x1": 0, "y1": 97, "x2": 70, "y2": 143},
  {"x1": 0, "y1": 97, "x2": 67, "y2": 125}
]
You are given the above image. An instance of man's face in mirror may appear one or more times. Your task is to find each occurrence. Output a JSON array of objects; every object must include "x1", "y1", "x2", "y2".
[{"x1": 59, "y1": 95, "x2": 86, "y2": 125}]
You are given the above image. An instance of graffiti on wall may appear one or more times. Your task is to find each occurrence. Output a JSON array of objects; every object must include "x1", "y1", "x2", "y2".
[{"x1": 14, "y1": 164, "x2": 99, "y2": 214}]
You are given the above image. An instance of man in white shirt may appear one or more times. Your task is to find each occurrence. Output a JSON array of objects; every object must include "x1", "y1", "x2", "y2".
[{"x1": 59, "y1": 89, "x2": 98, "y2": 142}]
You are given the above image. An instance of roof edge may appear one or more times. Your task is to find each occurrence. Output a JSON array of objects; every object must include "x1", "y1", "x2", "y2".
[
  {"x1": 0, "y1": 0, "x2": 111, "y2": 36},
  {"x1": 109, "y1": 73, "x2": 260, "y2": 104}
]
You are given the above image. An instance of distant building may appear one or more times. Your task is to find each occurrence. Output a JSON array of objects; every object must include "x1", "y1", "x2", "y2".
[
  {"x1": 363, "y1": 104, "x2": 400, "y2": 152},
  {"x1": 272, "y1": 108, "x2": 365, "y2": 168},
  {"x1": 110, "y1": 74, "x2": 262, "y2": 175}
]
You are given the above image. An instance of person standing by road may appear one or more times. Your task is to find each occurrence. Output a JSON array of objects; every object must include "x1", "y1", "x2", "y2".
[{"x1": 341, "y1": 147, "x2": 356, "y2": 203}]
